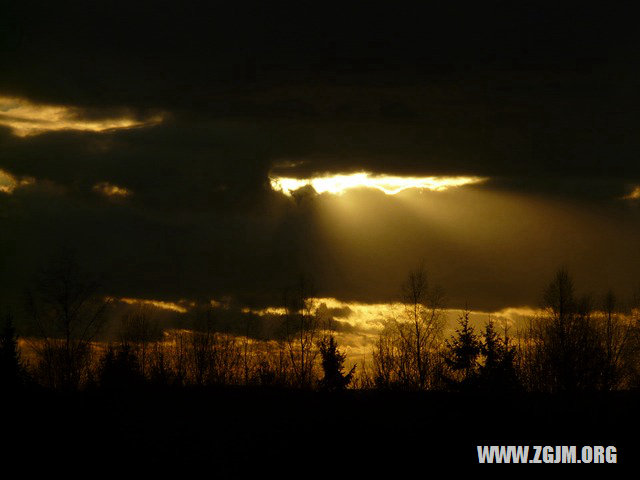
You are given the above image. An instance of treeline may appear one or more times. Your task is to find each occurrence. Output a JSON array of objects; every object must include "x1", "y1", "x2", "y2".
[
  {"x1": 1, "y1": 256, "x2": 356, "y2": 392},
  {"x1": 2, "y1": 302, "x2": 356, "y2": 392},
  {"x1": 369, "y1": 267, "x2": 640, "y2": 393},
  {"x1": 2, "y1": 256, "x2": 640, "y2": 394}
]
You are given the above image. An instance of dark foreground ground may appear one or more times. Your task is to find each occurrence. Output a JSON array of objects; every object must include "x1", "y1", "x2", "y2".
[{"x1": 5, "y1": 386, "x2": 639, "y2": 474}]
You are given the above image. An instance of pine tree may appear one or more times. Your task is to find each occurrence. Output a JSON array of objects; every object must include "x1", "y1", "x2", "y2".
[
  {"x1": 444, "y1": 310, "x2": 481, "y2": 388},
  {"x1": 479, "y1": 319, "x2": 501, "y2": 384},
  {"x1": 497, "y1": 332, "x2": 519, "y2": 391},
  {"x1": 318, "y1": 336, "x2": 356, "y2": 392},
  {"x1": 478, "y1": 319, "x2": 519, "y2": 391}
]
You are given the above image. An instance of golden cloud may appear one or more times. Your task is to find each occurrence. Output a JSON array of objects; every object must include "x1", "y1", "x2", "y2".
[
  {"x1": 92, "y1": 182, "x2": 132, "y2": 198},
  {"x1": 0, "y1": 95, "x2": 163, "y2": 137},
  {"x1": 109, "y1": 296, "x2": 191, "y2": 313},
  {"x1": 0, "y1": 168, "x2": 35, "y2": 194},
  {"x1": 269, "y1": 171, "x2": 486, "y2": 196},
  {"x1": 623, "y1": 186, "x2": 640, "y2": 200}
]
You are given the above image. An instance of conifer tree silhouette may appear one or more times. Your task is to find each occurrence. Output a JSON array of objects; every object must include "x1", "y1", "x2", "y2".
[
  {"x1": 478, "y1": 319, "x2": 519, "y2": 391},
  {"x1": 318, "y1": 335, "x2": 355, "y2": 392},
  {"x1": 444, "y1": 310, "x2": 481, "y2": 388}
]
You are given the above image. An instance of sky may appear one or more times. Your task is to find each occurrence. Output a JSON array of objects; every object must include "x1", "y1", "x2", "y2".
[{"x1": 2, "y1": 1, "x2": 640, "y2": 329}]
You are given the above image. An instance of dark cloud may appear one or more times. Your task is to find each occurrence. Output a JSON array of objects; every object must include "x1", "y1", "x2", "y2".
[
  {"x1": 1, "y1": 1, "x2": 640, "y2": 317},
  {"x1": 316, "y1": 303, "x2": 352, "y2": 320}
]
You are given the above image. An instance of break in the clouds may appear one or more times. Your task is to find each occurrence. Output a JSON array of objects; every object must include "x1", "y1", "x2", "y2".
[
  {"x1": 1, "y1": 1, "x2": 640, "y2": 318},
  {"x1": 269, "y1": 172, "x2": 486, "y2": 196}
]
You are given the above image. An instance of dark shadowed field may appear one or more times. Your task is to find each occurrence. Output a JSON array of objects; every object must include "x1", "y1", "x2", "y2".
[{"x1": 6, "y1": 387, "x2": 638, "y2": 473}]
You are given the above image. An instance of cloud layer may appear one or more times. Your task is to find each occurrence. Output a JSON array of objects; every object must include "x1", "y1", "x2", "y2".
[{"x1": 1, "y1": 1, "x2": 640, "y2": 317}]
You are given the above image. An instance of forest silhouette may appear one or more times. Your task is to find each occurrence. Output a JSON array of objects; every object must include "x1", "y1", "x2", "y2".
[
  {"x1": 2, "y1": 254, "x2": 640, "y2": 470},
  {"x1": 5, "y1": 253, "x2": 640, "y2": 394}
]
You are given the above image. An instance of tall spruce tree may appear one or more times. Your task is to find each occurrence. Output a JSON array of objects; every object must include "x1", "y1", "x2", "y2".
[
  {"x1": 478, "y1": 319, "x2": 519, "y2": 391},
  {"x1": 444, "y1": 310, "x2": 481, "y2": 388},
  {"x1": 318, "y1": 336, "x2": 355, "y2": 392}
]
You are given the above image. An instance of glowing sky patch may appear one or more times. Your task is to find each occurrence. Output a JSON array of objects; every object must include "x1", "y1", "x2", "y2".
[
  {"x1": 93, "y1": 181, "x2": 132, "y2": 198},
  {"x1": 0, "y1": 95, "x2": 163, "y2": 137},
  {"x1": 623, "y1": 186, "x2": 640, "y2": 200},
  {"x1": 0, "y1": 168, "x2": 34, "y2": 194},
  {"x1": 244, "y1": 296, "x2": 543, "y2": 329},
  {"x1": 269, "y1": 172, "x2": 486, "y2": 196},
  {"x1": 241, "y1": 306, "x2": 287, "y2": 315},
  {"x1": 112, "y1": 297, "x2": 191, "y2": 313},
  {"x1": 104, "y1": 294, "x2": 551, "y2": 363}
]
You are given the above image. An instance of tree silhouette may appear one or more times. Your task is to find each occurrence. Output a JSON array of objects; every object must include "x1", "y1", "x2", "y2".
[
  {"x1": 372, "y1": 323, "x2": 400, "y2": 389},
  {"x1": 477, "y1": 319, "x2": 519, "y2": 391},
  {"x1": 283, "y1": 274, "x2": 319, "y2": 389},
  {"x1": 98, "y1": 344, "x2": 145, "y2": 389},
  {"x1": 444, "y1": 309, "x2": 481, "y2": 388},
  {"x1": 148, "y1": 342, "x2": 172, "y2": 386},
  {"x1": 598, "y1": 290, "x2": 633, "y2": 390},
  {"x1": 523, "y1": 268, "x2": 609, "y2": 392},
  {"x1": 372, "y1": 265, "x2": 445, "y2": 390},
  {"x1": 318, "y1": 335, "x2": 355, "y2": 392},
  {"x1": 119, "y1": 307, "x2": 161, "y2": 377},
  {"x1": 0, "y1": 312, "x2": 26, "y2": 389},
  {"x1": 398, "y1": 266, "x2": 445, "y2": 389},
  {"x1": 25, "y1": 251, "x2": 110, "y2": 390}
]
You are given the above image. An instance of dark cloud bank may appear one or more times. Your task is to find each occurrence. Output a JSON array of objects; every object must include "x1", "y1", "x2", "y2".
[{"x1": 2, "y1": 1, "x2": 640, "y2": 316}]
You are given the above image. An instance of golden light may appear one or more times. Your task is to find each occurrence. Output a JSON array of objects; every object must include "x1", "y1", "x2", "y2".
[
  {"x1": 110, "y1": 297, "x2": 191, "y2": 313},
  {"x1": 623, "y1": 186, "x2": 640, "y2": 200},
  {"x1": 92, "y1": 181, "x2": 132, "y2": 198},
  {"x1": 269, "y1": 172, "x2": 486, "y2": 196},
  {"x1": 0, "y1": 168, "x2": 34, "y2": 194},
  {"x1": 0, "y1": 95, "x2": 163, "y2": 137},
  {"x1": 246, "y1": 296, "x2": 403, "y2": 328},
  {"x1": 241, "y1": 306, "x2": 287, "y2": 315},
  {"x1": 301, "y1": 299, "x2": 543, "y2": 346}
]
